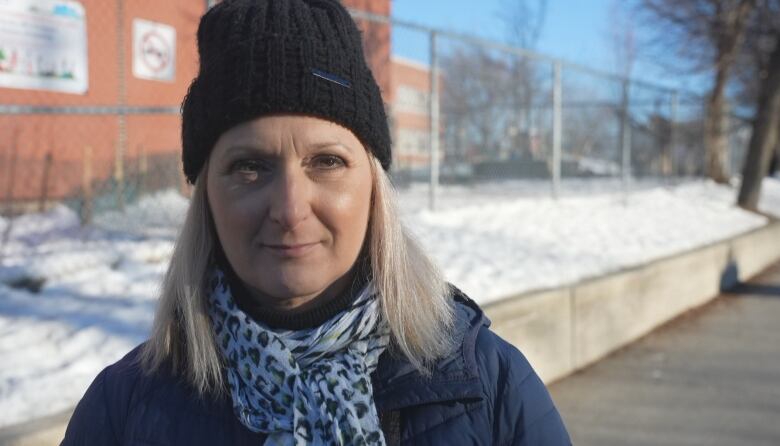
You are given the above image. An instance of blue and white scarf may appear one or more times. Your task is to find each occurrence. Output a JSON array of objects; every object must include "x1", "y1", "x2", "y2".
[{"x1": 207, "y1": 268, "x2": 390, "y2": 445}]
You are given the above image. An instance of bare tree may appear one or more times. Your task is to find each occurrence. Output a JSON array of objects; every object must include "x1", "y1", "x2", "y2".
[
  {"x1": 609, "y1": 0, "x2": 638, "y2": 79},
  {"x1": 638, "y1": 0, "x2": 756, "y2": 183},
  {"x1": 608, "y1": 1, "x2": 640, "y2": 179},
  {"x1": 501, "y1": 0, "x2": 547, "y2": 49},
  {"x1": 609, "y1": 0, "x2": 676, "y2": 178},
  {"x1": 563, "y1": 100, "x2": 615, "y2": 163},
  {"x1": 499, "y1": 0, "x2": 548, "y2": 159},
  {"x1": 441, "y1": 46, "x2": 518, "y2": 162},
  {"x1": 737, "y1": 0, "x2": 780, "y2": 210}
]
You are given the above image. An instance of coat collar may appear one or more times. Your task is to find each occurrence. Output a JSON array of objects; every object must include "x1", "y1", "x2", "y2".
[{"x1": 371, "y1": 287, "x2": 490, "y2": 412}]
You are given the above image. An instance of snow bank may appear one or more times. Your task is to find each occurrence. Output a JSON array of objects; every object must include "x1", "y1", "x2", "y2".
[
  {"x1": 93, "y1": 189, "x2": 189, "y2": 238},
  {"x1": 401, "y1": 180, "x2": 767, "y2": 302},
  {"x1": 759, "y1": 176, "x2": 780, "y2": 218}
]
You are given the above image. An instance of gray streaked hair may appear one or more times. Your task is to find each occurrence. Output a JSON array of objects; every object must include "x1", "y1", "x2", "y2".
[{"x1": 140, "y1": 157, "x2": 455, "y2": 395}]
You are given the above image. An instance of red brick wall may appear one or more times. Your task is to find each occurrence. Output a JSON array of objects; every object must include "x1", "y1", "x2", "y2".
[
  {"x1": 0, "y1": 0, "x2": 392, "y2": 203},
  {"x1": 343, "y1": 0, "x2": 393, "y2": 102},
  {"x1": 391, "y1": 58, "x2": 431, "y2": 132},
  {"x1": 390, "y1": 57, "x2": 446, "y2": 167},
  {"x1": 0, "y1": 0, "x2": 203, "y2": 202}
]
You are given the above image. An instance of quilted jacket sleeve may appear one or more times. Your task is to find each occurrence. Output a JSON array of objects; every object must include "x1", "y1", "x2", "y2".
[
  {"x1": 476, "y1": 327, "x2": 571, "y2": 446},
  {"x1": 60, "y1": 368, "x2": 120, "y2": 446}
]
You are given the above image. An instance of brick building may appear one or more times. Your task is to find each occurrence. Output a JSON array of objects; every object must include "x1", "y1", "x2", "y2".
[
  {"x1": 0, "y1": 0, "x2": 392, "y2": 207},
  {"x1": 389, "y1": 56, "x2": 436, "y2": 170},
  {"x1": 0, "y1": 0, "x2": 203, "y2": 204}
]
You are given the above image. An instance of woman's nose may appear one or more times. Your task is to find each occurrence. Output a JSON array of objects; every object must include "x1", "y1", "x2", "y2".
[{"x1": 268, "y1": 165, "x2": 312, "y2": 231}]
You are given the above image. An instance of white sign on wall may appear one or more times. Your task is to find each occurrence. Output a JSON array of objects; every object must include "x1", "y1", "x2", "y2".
[
  {"x1": 0, "y1": 0, "x2": 88, "y2": 94},
  {"x1": 132, "y1": 18, "x2": 175, "y2": 82}
]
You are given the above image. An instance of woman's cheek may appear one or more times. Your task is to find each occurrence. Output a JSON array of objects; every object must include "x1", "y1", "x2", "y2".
[{"x1": 212, "y1": 188, "x2": 264, "y2": 250}]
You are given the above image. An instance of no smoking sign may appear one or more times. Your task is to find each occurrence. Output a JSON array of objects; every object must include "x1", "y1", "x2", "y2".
[{"x1": 132, "y1": 18, "x2": 175, "y2": 82}]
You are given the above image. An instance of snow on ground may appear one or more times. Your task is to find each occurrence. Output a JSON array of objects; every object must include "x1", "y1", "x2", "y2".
[
  {"x1": 0, "y1": 177, "x2": 778, "y2": 427},
  {"x1": 404, "y1": 180, "x2": 773, "y2": 301},
  {"x1": 93, "y1": 189, "x2": 189, "y2": 238},
  {"x1": 0, "y1": 196, "x2": 176, "y2": 426},
  {"x1": 758, "y1": 175, "x2": 780, "y2": 219}
]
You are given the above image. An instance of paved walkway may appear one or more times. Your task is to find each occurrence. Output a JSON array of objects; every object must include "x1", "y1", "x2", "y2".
[
  {"x1": 549, "y1": 261, "x2": 780, "y2": 446},
  {"x1": 0, "y1": 411, "x2": 69, "y2": 446}
]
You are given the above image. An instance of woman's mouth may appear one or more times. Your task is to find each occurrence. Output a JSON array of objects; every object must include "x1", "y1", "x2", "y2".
[{"x1": 261, "y1": 242, "x2": 320, "y2": 258}]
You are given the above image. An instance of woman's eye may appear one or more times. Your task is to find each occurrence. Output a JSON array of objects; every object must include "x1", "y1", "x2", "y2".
[
  {"x1": 229, "y1": 159, "x2": 269, "y2": 182},
  {"x1": 311, "y1": 155, "x2": 345, "y2": 170}
]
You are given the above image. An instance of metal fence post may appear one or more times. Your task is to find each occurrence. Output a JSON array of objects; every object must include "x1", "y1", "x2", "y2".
[
  {"x1": 0, "y1": 130, "x2": 19, "y2": 257},
  {"x1": 38, "y1": 152, "x2": 53, "y2": 212},
  {"x1": 552, "y1": 61, "x2": 562, "y2": 199},
  {"x1": 82, "y1": 146, "x2": 94, "y2": 225},
  {"x1": 429, "y1": 30, "x2": 440, "y2": 212},
  {"x1": 115, "y1": 0, "x2": 127, "y2": 211},
  {"x1": 670, "y1": 90, "x2": 679, "y2": 180},
  {"x1": 620, "y1": 79, "x2": 631, "y2": 198},
  {"x1": 724, "y1": 110, "x2": 732, "y2": 178}
]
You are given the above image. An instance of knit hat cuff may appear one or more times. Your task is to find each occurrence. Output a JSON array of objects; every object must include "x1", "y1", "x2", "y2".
[{"x1": 182, "y1": 32, "x2": 391, "y2": 183}]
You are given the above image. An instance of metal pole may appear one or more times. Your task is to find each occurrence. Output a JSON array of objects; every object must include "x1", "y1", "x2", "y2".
[
  {"x1": 620, "y1": 79, "x2": 631, "y2": 199},
  {"x1": 115, "y1": 0, "x2": 127, "y2": 211},
  {"x1": 552, "y1": 61, "x2": 562, "y2": 199},
  {"x1": 670, "y1": 91, "x2": 679, "y2": 180},
  {"x1": 429, "y1": 31, "x2": 440, "y2": 212},
  {"x1": 724, "y1": 104, "x2": 732, "y2": 178}
]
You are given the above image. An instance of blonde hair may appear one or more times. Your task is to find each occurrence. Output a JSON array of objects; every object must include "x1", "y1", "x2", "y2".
[{"x1": 140, "y1": 157, "x2": 455, "y2": 395}]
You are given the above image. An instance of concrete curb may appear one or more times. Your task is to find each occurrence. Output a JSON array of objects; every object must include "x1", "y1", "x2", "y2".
[
  {"x1": 4, "y1": 221, "x2": 780, "y2": 445},
  {"x1": 484, "y1": 220, "x2": 780, "y2": 384}
]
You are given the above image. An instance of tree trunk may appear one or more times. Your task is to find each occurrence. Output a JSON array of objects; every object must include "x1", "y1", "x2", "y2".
[
  {"x1": 737, "y1": 34, "x2": 780, "y2": 211},
  {"x1": 705, "y1": 75, "x2": 731, "y2": 183},
  {"x1": 770, "y1": 143, "x2": 779, "y2": 175},
  {"x1": 705, "y1": 0, "x2": 756, "y2": 184}
]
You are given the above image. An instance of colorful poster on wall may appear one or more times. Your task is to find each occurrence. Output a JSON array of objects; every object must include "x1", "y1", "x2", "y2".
[
  {"x1": 0, "y1": 0, "x2": 88, "y2": 94},
  {"x1": 132, "y1": 18, "x2": 175, "y2": 82}
]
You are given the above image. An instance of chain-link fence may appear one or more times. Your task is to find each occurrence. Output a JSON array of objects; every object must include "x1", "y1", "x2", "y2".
[
  {"x1": 350, "y1": 9, "x2": 752, "y2": 209},
  {"x1": 0, "y1": 0, "x2": 200, "y2": 237},
  {"x1": 0, "y1": 2, "x2": 753, "y2": 227},
  {"x1": 0, "y1": 108, "x2": 185, "y2": 222}
]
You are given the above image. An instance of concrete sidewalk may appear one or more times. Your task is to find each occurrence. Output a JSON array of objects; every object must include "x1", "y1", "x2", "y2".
[
  {"x1": 549, "y1": 261, "x2": 780, "y2": 446},
  {"x1": 0, "y1": 410, "x2": 70, "y2": 446}
]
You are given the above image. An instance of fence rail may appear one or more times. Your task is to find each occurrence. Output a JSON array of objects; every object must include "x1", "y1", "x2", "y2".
[{"x1": 0, "y1": 106, "x2": 180, "y2": 115}]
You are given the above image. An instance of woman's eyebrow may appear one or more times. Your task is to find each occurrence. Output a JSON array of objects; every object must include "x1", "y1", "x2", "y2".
[
  {"x1": 222, "y1": 145, "x2": 270, "y2": 156},
  {"x1": 310, "y1": 141, "x2": 355, "y2": 153}
]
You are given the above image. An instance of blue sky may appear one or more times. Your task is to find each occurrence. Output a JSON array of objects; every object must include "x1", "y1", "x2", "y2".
[{"x1": 390, "y1": 0, "x2": 693, "y2": 92}]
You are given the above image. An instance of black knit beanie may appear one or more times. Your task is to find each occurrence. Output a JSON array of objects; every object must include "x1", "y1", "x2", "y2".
[{"x1": 181, "y1": 0, "x2": 392, "y2": 184}]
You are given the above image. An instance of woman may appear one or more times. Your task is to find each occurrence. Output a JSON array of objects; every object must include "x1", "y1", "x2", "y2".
[{"x1": 62, "y1": 0, "x2": 570, "y2": 444}]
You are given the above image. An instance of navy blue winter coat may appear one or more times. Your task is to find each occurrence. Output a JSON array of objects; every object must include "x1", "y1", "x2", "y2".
[{"x1": 61, "y1": 291, "x2": 570, "y2": 445}]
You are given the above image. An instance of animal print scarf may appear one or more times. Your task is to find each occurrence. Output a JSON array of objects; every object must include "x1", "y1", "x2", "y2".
[{"x1": 207, "y1": 268, "x2": 390, "y2": 445}]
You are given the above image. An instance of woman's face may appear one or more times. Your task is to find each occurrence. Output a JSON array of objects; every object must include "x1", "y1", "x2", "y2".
[{"x1": 206, "y1": 115, "x2": 373, "y2": 311}]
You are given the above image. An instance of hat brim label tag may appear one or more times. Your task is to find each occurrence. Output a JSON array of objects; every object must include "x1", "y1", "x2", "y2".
[{"x1": 311, "y1": 68, "x2": 352, "y2": 88}]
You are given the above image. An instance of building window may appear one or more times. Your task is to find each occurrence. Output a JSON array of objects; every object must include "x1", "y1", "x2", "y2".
[{"x1": 395, "y1": 84, "x2": 429, "y2": 115}]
